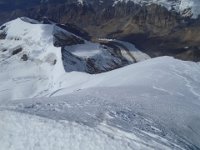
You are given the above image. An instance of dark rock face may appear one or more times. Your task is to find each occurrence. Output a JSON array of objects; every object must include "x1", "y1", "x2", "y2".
[
  {"x1": 61, "y1": 39, "x2": 137, "y2": 74},
  {"x1": 53, "y1": 33, "x2": 84, "y2": 47},
  {"x1": 57, "y1": 24, "x2": 91, "y2": 40},
  {"x1": 0, "y1": 0, "x2": 200, "y2": 61},
  {"x1": 0, "y1": 32, "x2": 6, "y2": 40},
  {"x1": 53, "y1": 26, "x2": 85, "y2": 47},
  {"x1": 0, "y1": 25, "x2": 6, "y2": 30},
  {"x1": 12, "y1": 47, "x2": 23, "y2": 55},
  {"x1": 0, "y1": 25, "x2": 7, "y2": 39},
  {"x1": 21, "y1": 54, "x2": 28, "y2": 61}
]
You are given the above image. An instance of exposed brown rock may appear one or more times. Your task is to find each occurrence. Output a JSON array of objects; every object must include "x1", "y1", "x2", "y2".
[{"x1": 0, "y1": 2, "x2": 200, "y2": 61}]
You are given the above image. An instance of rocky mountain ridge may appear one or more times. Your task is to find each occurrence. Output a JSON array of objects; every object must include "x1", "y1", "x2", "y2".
[{"x1": 0, "y1": 0, "x2": 200, "y2": 61}]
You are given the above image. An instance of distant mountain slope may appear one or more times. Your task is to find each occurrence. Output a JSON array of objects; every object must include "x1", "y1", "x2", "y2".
[
  {"x1": 2, "y1": 0, "x2": 198, "y2": 18},
  {"x1": 0, "y1": 0, "x2": 200, "y2": 61},
  {"x1": 113, "y1": 0, "x2": 200, "y2": 18}
]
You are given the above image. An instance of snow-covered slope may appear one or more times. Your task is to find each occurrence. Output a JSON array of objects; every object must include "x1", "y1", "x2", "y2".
[
  {"x1": 0, "y1": 110, "x2": 183, "y2": 150},
  {"x1": 113, "y1": 0, "x2": 200, "y2": 18},
  {"x1": 0, "y1": 18, "x2": 66, "y2": 100},
  {"x1": 0, "y1": 17, "x2": 149, "y2": 100},
  {"x1": 1, "y1": 56, "x2": 200, "y2": 149}
]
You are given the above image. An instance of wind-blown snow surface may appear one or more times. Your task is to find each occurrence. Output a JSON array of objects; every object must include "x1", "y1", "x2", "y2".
[{"x1": 1, "y1": 57, "x2": 200, "y2": 150}]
